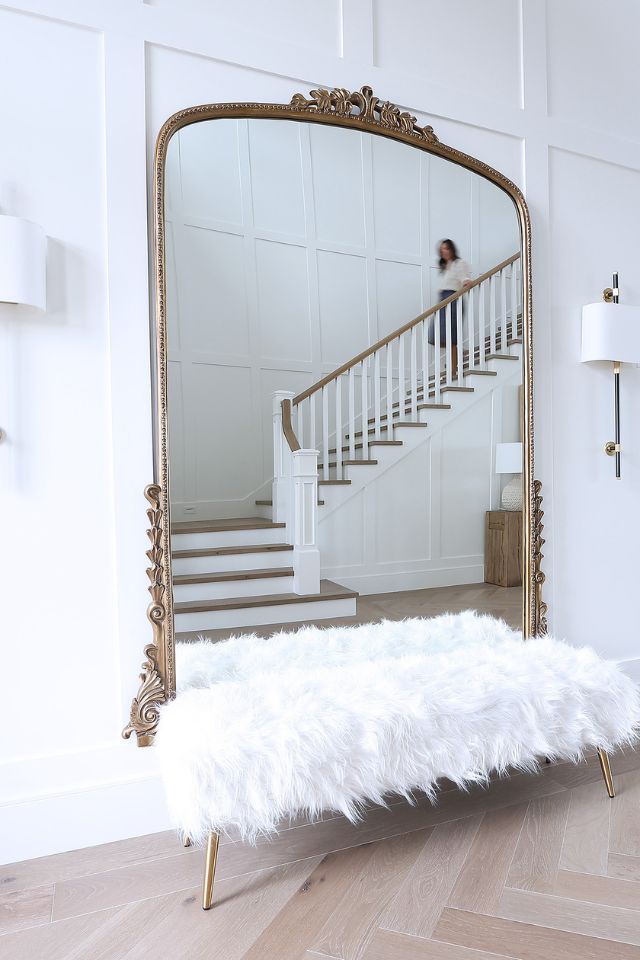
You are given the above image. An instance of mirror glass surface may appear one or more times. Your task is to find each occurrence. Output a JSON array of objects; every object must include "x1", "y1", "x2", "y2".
[{"x1": 163, "y1": 117, "x2": 523, "y2": 661}]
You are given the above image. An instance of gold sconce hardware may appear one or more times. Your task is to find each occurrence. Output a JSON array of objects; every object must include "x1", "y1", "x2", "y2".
[
  {"x1": 602, "y1": 286, "x2": 618, "y2": 303},
  {"x1": 604, "y1": 441, "x2": 621, "y2": 456}
]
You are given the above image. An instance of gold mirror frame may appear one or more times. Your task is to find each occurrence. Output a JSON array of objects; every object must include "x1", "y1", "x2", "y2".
[{"x1": 123, "y1": 85, "x2": 546, "y2": 747}]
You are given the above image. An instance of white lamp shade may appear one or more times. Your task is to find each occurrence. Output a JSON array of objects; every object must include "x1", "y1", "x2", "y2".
[
  {"x1": 0, "y1": 215, "x2": 46, "y2": 310},
  {"x1": 495, "y1": 442, "x2": 522, "y2": 474},
  {"x1": 581, "y1": 302, "x2": 640, "y2": 363}
]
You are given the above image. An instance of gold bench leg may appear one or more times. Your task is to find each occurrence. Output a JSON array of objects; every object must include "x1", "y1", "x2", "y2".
[
  {"x1": 183, "y1": 835, "x2": 192, "y2": 847},
  {"x1": 202, "y1": 831, "x2": 220, "y2": 910},
  {"x1": 597, "y1": 747, "x2": 615, "y2": 798}
]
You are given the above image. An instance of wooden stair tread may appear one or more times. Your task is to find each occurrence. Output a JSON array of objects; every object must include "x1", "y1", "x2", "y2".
[
  {"x1": 329, "y1": 440, "x2": 403, "y2": 454},
  {"x1": 487, "y1": 352, "x2": 518, "y2": 360},
  {"x1": 441, "y1": 385, "x2": 474, "y2": 393},
  {"x1": 256, "y1": 498, "x2": 324, "y2": 506},
  {"x1": 393, "y1": 421, "x2": 429, "y2": 428},
  {"x1": 318, "y1": 479, "x2": 351, "y2": 485},
  {"x1": 318, "y1": 459, "x2": 378, "y2": 469},
  {"x1": 174, "y1": 579, "x2": 358, "y2": 613},
  {"x1": 171, "y1": 517, "x2": 285, "y2": 534},
  {"x1": 173, "y1": 543, "x2": 294, "y2": 559},
  {"x1": 463, "y1": 369, "x2": 497, "y2": 377},
  {"x1": 173, "y1": 567, "x2": 294, "y2": 585}
]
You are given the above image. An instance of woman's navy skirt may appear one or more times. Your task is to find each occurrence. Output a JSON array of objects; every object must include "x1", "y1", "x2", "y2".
[{"x1": 428, "y1": 289, "x2": 458, "y2": 346}]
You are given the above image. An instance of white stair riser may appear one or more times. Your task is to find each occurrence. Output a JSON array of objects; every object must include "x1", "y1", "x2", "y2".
[
  {"x1": 175, "y1": 596, "x2": 357, "y2": 633},
  {"x1": 171, "y1": 526, "x2": 286, "y2": 551},
  {"x1": 173, "y1": 574, "x2": 294, "y2": 602},
  {"x1": 172, "y1": 549, "x2": 294, "y2": 576}
]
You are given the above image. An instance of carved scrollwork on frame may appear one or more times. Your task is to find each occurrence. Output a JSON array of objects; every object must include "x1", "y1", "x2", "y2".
[
  {"x1": 122, "y1": 484, "x2": 168, "y2": 746},
  {"x1": 532, "y1": 479, "x2": 548, "y2": 637},
  {"x1": 290, "y1": 85, "x2": 439, "y2": 143}
]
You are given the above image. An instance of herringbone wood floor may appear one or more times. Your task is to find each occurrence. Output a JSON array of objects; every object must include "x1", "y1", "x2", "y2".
[{"x1": 2, "y1": 748, "x2": 640, "y2": 959}]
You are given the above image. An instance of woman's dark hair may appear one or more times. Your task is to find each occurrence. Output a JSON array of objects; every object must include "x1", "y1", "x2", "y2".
[{"x1": 438, "y1": 238, "x2": 459, "y2": 270}]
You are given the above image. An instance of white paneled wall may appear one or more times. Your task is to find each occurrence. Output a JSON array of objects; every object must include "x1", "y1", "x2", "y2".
[
  {"x1": 166, "y1": 118, "x2": 517, "y2": 519},
  {"x1": 319, "y1": 380, "x2": 521, "y2": 594},
  {"x1": 1, "y1": 0, "x2": 640, "y2": 861}
]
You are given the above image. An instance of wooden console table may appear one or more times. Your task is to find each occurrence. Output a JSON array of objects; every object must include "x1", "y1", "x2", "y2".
[{"x1": 485, "y1": 510, "x2": 522, "y2": 587}]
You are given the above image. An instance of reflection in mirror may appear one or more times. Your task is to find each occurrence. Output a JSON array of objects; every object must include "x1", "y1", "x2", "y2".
[{"x1": 163, "y1": 117, "x2": 523, "y2": 661}]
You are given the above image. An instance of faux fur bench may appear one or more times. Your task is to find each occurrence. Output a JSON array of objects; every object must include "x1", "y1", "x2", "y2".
[{"x1": 156, "y1": 612, "x2": 640, "y2": 909}]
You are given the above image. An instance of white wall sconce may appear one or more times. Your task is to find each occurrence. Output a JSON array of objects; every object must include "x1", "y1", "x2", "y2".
[
  {"x1": 0, "y1": 214, "x2": 47, "y2": 310},
  {"x1": 581, "y1": 274, "x2": 640, "y2": 478},
  {"x1": 495, "y1": 441, "x2": 523, "y2": 510}
]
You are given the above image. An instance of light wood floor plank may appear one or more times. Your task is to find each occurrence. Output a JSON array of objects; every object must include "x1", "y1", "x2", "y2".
[
  {"x1": 552, "y1": 869, "x2": 640, "y2": 912},
  {"x1": 433, "y1": 906, "x2": 640, "y2": 960},
  {"x1": 0, "y1": 900, "x2": 157, "y2": 960},
  {"x1": 242, "y1": 843, "x2": 382, "y2": 960},
  {"x1": 310, "y1": 829, "x2": 432, "y2": 960},
  {"x1": 609, "y1": 770, "x2": 640, "y2": 858},
  {"x1": 608, "y1": 853, "x2": 640, "y2": 882},
  {"x1": 543, "y1": 748, "x2": 640, "y2": 792},
  {"x1": 362, "y1": 928, "x2": 517, "y2": 959},
  {"x1": 447, "y1": 803, "x2": 528, "y2": 914},
  {"x1": 379, "y1": 816, "x2": 482, "y2": 939},
  {"x1": 506, "y1": 792, "x2": 571, "y2": 892},
  {"x1": 559, "y1": 780, "x2": 611, "y2": 876},
  {"x1": 0, "y1": 832, "x2": 191, "y2": 896},
  {"x1": 498, "y1": 887, "x2": 640, "y2": 946},
  {"x1": 0, "y1": 884, "x2": 53, "y2": 936},
  {"x1": 121, "y1": 856, "x2": 323, "y2": 960}
]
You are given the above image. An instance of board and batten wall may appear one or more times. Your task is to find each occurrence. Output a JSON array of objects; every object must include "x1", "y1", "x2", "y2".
[
  {"x1": 165, "y1": 118, "x2": 518, "y2": 520},
  {"x1": 320, "y1": 376, "x2": 522, "y2": 594},
  {"x1": 1, "y1": 0, "x2": 639, "y2": 862}
]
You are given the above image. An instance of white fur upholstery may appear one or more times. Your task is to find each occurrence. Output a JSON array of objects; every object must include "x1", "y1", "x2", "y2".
[{"x1": 156, "y1": 612, "x2": 640, "y2": 844}]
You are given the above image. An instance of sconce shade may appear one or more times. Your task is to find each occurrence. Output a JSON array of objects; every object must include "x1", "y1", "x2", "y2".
[
  {"x1": 581, "y1": 302, "x2": 640, "y2": 363},
  {"x1": 0, "y1": 215, "x2": 46, "y2": 310},
  {"x1": 495, "y1": 442, "x2": 522, "y2": 474}
]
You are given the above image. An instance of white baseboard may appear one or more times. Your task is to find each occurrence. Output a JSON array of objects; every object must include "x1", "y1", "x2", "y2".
[
  {"x1": 326, "y1": 565, "x2": 485, "y2": 596},
  {"x1": 1, "y1": 774, "x2": 170, "y2": 865},
  {"x1": 1, "y1": 742, "x2": 172, "y2": 865}
]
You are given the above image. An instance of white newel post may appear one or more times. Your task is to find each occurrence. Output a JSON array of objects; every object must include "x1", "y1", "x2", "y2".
[
  {"x1": 272, "y1": 390, "x2": 295, "y2": 526},
  {"x1": 292, "y1": 448, "x2": 320, "y2": 595}
]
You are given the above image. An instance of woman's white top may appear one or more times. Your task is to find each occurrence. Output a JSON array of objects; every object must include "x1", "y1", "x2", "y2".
[{"x1": 439, "y1": 258, "x2": 472, "y2": 292}]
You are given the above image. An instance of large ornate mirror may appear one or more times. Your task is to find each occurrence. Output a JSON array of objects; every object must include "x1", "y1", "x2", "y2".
[{"x1": 125, "y1": 86, "x2": 545, "y2": 746}]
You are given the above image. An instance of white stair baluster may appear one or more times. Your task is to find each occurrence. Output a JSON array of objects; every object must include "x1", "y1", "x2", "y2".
[
  {"x1": 420, "y1": 319, "x2": 428, "y2": 408},
  {"x1": 335, "y1": 376, "x2": 342, "y2": 479},
  {"x1": 374, "y1": 349, "x2": 381, "y2": 440},
  {"x1": 489, "y1": 275, "x2": 497, "y2": 355},
  {"x1": 322, "y1": 385, "x2": 329, "y2": 481},
  {"x1": 456, "y1": 294, "x2": 463, "y2": 384},
  {"x1": 309, "y1": 392, "x2": 316, "y2": 452},
  {"x1": 348, "y1": 366, "x2": 355, "y2": 460},
  {"x1": 434, "y1": 305, "x2": 441, "y2": 401},
  {"x1": 468, "y1": 286, "x2": 475, "y2": 372},
  {"x1": 361, "y1": 357, "x2": 369, "y2": 458},
  {"x1": 445, "y1": 302, "x2": 452, "y2": 385},
  {"x1": 479, "y1": 279, "x2": 486, "y2": 369},
  {"x1": 386, "y1": 340, "x2": 393, "y2": 436},
  {"x1": 510, "y1": 261, "x2": 518, "y2": 344},
  {"x1": 410, "y1": 325, "x2": 418, "y2": 419},
  {"x1": 296, "y1": 400, "x2": 304, "y2": 447},
  {"x1": 500, "y1": 268, "x2": 508, "y2": 354},
  {"x1": 398, "y1": 332, "x2": 405, "y2": 416}
]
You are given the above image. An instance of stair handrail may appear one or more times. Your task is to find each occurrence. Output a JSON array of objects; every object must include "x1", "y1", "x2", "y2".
[{"x1": 290, "y1": 251, "x2": 520, "y2": 414}]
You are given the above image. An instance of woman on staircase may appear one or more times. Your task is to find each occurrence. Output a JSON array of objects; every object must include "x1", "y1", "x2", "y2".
[{"x1": 429, "y1": 239, "x2": 472, "y2": 377}]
